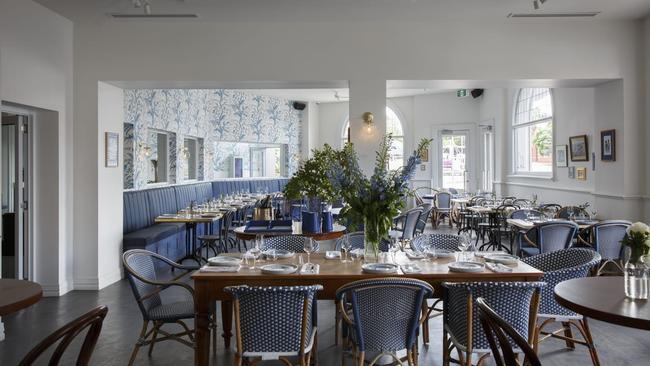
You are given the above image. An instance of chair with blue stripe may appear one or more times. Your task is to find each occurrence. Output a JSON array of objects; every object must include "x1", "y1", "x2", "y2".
[{"x1": 519, "y1": 221, "x2": 578, "y2": 257}]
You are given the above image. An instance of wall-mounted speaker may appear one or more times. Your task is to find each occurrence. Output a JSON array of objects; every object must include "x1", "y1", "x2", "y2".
[
  {"x1": 471, "y1": 89, "x2": 484, "y2": 98},
  {"x1": 292, "y1": 102, "x2": 306, "y2": 111}
]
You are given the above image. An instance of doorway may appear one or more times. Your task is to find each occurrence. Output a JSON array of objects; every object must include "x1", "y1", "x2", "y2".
[
  {"x1": 439, "y1": 129, "x2": 470, "y2": 192},
  {"x1": 1, "y1": 112, "x2": 31, "y2": 280}
]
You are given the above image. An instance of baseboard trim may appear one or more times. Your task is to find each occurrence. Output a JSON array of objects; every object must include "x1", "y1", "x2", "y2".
[
  {"x1": 73, "y1": 277, "x2": 100, "y2": 291},
  {"x1": 98, "y1": 270, "x2": 123, "y2": 290},
  {"x1": 41, "y1": 280, "x2": 73, "y2": 297}
]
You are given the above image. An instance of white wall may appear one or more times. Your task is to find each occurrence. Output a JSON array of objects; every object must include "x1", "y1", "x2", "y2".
[
  {"x1": 645, "y1": 16, "x2": 650, "y2": 222},
  {"x1": 0, "y1": 0, "x2": 73, "y2": 296}
]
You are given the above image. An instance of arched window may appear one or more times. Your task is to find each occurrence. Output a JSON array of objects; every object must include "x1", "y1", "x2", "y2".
[
  {"x1": 341, "y1": 106, "x2": 404, "y2": 170},
  {"x1": 513, "y1": 88, "x2": 553, "y2": 175}
]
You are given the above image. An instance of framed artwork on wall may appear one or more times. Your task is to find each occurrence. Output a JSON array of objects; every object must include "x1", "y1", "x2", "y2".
[
  {"x1": 576, "y1": 167, "x2": 587, "y2": 181},
  {"x1": 600, "y1": 129, "x2": 616, "y2": 161},
  {"x1": 569, "y1": 135, "x2": 589, "y2": 162},
  {"x1": 419, "y1": 148, "x2": 429, "y2": 162},
  {"x1": 555, "y1": 145, "x2": 568, "y2": 167},
  {"x1": 105, "y1": 132, "x2": 119, "y2": 167},
  {"x1": 568, "y1": 166, "x2": 575, "y2": 179}
]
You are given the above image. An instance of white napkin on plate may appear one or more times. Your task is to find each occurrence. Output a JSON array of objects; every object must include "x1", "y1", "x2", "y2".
[
  {"x1": 325, "y1": 251, "x2": 341, "y2": 259},
  {"x1": 405, "y1": 250, "x2": 425, "y2": 260},
  {"x1": 485, "y1": 262, "x2": 513, "y2": 273},
  {"x1": 300, "y1": 263, "x2": 320, "y2": 274},
  {"x1": 200, "y1": 265, "x2": 241, "y2": 273}
]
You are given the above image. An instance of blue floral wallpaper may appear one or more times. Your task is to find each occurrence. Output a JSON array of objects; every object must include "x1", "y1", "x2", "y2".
[{"x1": 123, "y1": 89, "x2": 302, "y2": 190}]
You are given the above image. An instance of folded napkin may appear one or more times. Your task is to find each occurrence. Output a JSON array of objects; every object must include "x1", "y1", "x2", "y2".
[
  {"x1": 299, "y1": 263, "x2": 320, "y2": 274},
  {"x1": 325, "y1": 251, "x2": 341, "y2": 259},
  {"x1": 200, "y1": 265, "x2": 241, "y2": 273},
  {"x1": 405, "y1": 250, "x2": 425, "y2": 260},
  {"x1": 485, "y1": 262, "x2": 513, "y2": 273}
]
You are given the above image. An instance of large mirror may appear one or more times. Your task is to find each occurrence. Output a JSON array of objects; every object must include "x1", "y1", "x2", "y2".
[
  {"x1": 213, "y1": 142, "x2": 287, "y2": 178},
  {"x1": 182, "y1": 137, "x2": 200, "y2": 181},
  {"x1": 147, "y1": 129, "x2": 169, "y2": 184}
]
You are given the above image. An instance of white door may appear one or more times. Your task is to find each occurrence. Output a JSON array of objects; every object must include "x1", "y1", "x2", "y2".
[{"x1": 439, "y1": 129, "x2": 471, "y2": 192}]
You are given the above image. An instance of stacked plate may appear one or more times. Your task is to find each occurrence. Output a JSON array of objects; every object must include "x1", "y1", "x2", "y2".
[
  {"x1": 448, "y1": 261, "x2": 485, "y2": 273},
  {"x1": 435, "y1": 249, "x2": 456, "y2": 259},
  {"x1": 207, "y1": 256, "x2": 242, "y2": 267},
  {"x1": 260, "y1": 264, "x2": 298, "y2": 275},
  {"x1": 263, "y1": 249, "x2": 295, "y2": 259},
  {"x1": 361, "y1": 263, "x2": 399, "y2": 274},
  {"x1": 483, "y1": 253, "x2": 519, "y2": 265}
]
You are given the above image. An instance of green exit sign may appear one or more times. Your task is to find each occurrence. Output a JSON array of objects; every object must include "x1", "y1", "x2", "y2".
[{"x1": 456, "y1": 89, "x2": 468, "y2": 98}]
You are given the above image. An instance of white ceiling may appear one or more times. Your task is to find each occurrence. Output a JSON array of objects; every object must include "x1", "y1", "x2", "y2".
[
  {"x1": 239, "y1": 88, "x2": 456, "y2": 103},
  {"x1": 36, "y1": 0, "x2": 650, "y2": 22}
]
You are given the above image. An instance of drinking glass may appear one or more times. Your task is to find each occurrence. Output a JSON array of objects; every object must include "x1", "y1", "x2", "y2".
[
  {"x1": 340, "y1": 235, "x2": 352, "y2": 263},
  {"x1": 458, "y1": 233, "x2": 471, "y2": 261},
  {"x1": 246, "y1": 247, "x2": 261, "y2": 270},
  {"x1": 389, "y1": 238, "x2": 400, "y2": 264},
  {"x1": 304, "y1": 237, "x2": 317, "y2": 265},
  {"x1": 420, "y1": 240, "x2": 432, "y2": 262},
  {"x1": 257, "y1": 235, "x2": 269, "y2": 262}
]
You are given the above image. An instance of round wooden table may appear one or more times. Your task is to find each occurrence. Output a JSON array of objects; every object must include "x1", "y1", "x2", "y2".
[
  {"x1": 0, "y1": 279, "x2": 43, "y2": 316},
  {"x1": 233, "y1": 224, "x2": 347, "y2": 241},
  {"x1": 554, "y1": 277, "x2": 650, "y2": 331}
]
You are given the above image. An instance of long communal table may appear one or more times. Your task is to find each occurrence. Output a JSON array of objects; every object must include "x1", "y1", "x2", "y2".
[{"x1": 191, "y1": 252, "x2": 544, "y2": 366}]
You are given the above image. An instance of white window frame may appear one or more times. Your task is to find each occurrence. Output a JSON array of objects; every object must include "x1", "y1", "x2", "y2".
[{"x1": 510, "y1": 89, "x2": 554, "y2": 179}]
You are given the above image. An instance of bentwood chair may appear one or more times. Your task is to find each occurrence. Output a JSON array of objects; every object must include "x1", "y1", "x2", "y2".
[
  {"x1": 539, "y1": 203, "x2": 562, "y2": 218},
  {"x1": 522, "y1": 248, "x2": 602, "y2": 366},
  {"x1": 477, "y1": 298, "x2": 542, "y2": 366},
  {"x1": 225, "y1": 285, "x2": 323, "y2": 366},
  {"x1": 414, "y1": 204, "x2": 434, "y2": 236},
  {"x1": 442, "y1": 282, "x2": 544, "y2": 366},
  {"x1": 433, "y1": 192, "x2": 453, "y2": 228},
  {"x1": 123, "y1": 249, "x2": 212, "y2": 365},
  {"x1": 556, "y1": 206, "x2": 589, "y2": 220},
  {"x1": 263, "y1": 235, "x2": 320, "y2": 252},
  {"x1": 19, "y1": 306, "x2": 108, "y2": 366},
  {"x1": 519, "y1": 221, "x2": 578, "y2": 257},
  {"x1": 336, "y1": 278, "x2": 433, "y2": 366},
  {"x1": 577, "y1": 220, "x2": 631, "y2": 275},
  {"x1": 391, "y1": 207, "x2": 424, "y2": 240}
]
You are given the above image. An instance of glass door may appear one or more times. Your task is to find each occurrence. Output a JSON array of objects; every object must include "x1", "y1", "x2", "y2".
[{"x1": 440, "y1": 130, "x2": 470, "y2": 192}]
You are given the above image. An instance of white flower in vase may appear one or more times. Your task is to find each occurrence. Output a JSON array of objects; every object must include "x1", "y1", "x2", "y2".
[{"x1": 627, "y1": 222, "x2": 650, "y2": 236}]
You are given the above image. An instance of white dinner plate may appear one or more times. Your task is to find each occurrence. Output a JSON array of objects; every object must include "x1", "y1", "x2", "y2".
[
  {"x1": 448, "y1": 261, "x2": 485, "y2": 273},
  {"x1": 325, "y1": 251, "x2": 341, "y2": 259},
  {"x1": 263, "y1": 249, "x2": 295, "y2": 259},
  {"x1": 400, "y1": 263, "x2": 422, "y2": 273},
  {"x1": 435, "y1": 249, "x2": 456, "y2": 259},
  {"x1": 361, "y1": 263, "x2": 399, "y2": 274},
  {"x1": 207, "y1": 256, "x2": 242, "y2": 267},
  {"x1": 474, "y1": 251, "x2": 507, "y2": 258},
  {"x1": 483, "y1": 254, "x2": 519, "y2": 265},
  {"x1": 260, "y1": 264, "x2": 298, "y2": 275}
]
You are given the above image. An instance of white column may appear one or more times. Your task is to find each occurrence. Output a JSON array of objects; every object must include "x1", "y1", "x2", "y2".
[{"x1": 348, "y1": 79, "x2": 386, "y2": 175}]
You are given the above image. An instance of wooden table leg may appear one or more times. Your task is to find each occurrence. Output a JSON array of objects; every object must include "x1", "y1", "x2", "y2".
[
  {"x1": 221, "y1": 300, "x2": 233, "y2": 349},
  {"x1": 195, "y1": 282, "x2": 211, "y2": 366}
]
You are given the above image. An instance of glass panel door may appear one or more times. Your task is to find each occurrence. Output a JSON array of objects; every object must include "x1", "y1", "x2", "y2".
[{"x1": 440, "y1": 130, "x2": 469, "y2": 191}]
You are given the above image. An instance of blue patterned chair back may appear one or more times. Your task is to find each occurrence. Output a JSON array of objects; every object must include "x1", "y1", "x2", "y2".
[
  {"x1": 335, "y1": 231, "x2": 365, "y2": 251},
  {"x1": 509, "y1": 209, "x2": 543, "y2": 220},
  {"x1": 436, "y1": 192, "x2": 452, "y2": 209},
  {"x1": 335, "y1": 278, "x2": 433, "y2": 352},
  {"x1": 402, "y1": 207, "x2": 424, "y2": 240},
  {"x1": 528, "y1": 221, "x2": 578, "y2": 253},
  {"x1": 414, "y1": 204, "x2": 433, "y2": 235},
  {"x1": 512, "y1": 199, "x2": 532, "y2": 207},
  {"x1": 225, "y1": 285, "x2": 322, "y2": 354},
  {"x1": 522, "y1": 248, "x2": 601, "y2": 317},
  {"x1": 443, "y1": 282, "x2": 544, "y2": 352},
  {"x1": 448, "y1": 188, "x2": 459, "y2": 195},
  {"x1": 590, "y1": 220, "x2": 630, "y2": 260},
  {"x1": 556, "y1": 206, "x2": 588, "y2": 219},
  {"x1": 263, "y1": 235, "x2": 319, "y2": 252},
  {"x1": 411, "y1": 234, "x2": 460, "y2": 252},
  {"x1": 123, "y1": 250, "x2": 163, "y2": 317}
]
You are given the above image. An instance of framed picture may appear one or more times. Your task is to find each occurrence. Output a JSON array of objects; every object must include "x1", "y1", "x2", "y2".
[
  {"x1": 419, "y1": 148, "x2": 429, "y2": 162},
  {"x1": 105, "y1": 132, "x2": 119, "y2": 167},
  {"x1": 576, "y1": 167, "x2": 587, "y2": 181},
  {"x1": 568, "y1": 166, "x2": 575, "y2": 179},
  {"x1": 569, "y1": 135, "x2": 589, "y2": 162},
  {"x1": 600, "y1": 129, "x2": 616, "y2": 161},
  {"x1": 555, "y1": 145, "x2": 568, "y2": 167}
]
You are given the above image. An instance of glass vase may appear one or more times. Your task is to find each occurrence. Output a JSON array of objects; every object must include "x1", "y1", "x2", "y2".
[
  {"x1": 364, "y1": 216, "x2": 381, "y2": 263},
  {"x1": 624, "y1": 248, "x2": 649, "y2": 300}
]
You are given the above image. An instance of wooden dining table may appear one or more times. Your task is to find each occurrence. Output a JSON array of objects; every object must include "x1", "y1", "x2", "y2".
[
  {"x1": 191, "y1": 252, "x2": 543, "y2": 365},
  {"x1": 507, "y1": 218, "x2": 598, "y2": 230},
  {"x1": 232, "y1": 224, "x2": 347, "y2": 241},
  {"x1": 155, "y1": 213, "x2": 223, "y2": 265}
]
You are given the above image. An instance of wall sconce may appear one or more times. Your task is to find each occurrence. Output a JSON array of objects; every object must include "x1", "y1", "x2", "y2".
[
  {"x1": 181, "y1": 146, "x2": 190, "y2": 160},
  {"x1": 138, "y1": 142, "x2": 152, "y2": 159},
  {"x1": 362, "y1": 112, "x2": 374, "y2": 133}
]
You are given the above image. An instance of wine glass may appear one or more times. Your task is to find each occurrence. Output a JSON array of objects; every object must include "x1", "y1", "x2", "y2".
[
  {"x1": 258, "y1": 235, "x2": 272, "y2": 261},
  {"x1": 247, "y1": 245, "x2": 261, "y2": 270},
  {"x1": 304, "y1": 237, "x2": 317, "y2": 265},
  {"x1": 340, "y1": 235, "x2": 352, "y2": 263},
  {"x1": 389, "y1": 238, "x2": 401, "y2": 264},
  {"x1": 458, "y1": 233, "x2": 471, "y2": 261}
]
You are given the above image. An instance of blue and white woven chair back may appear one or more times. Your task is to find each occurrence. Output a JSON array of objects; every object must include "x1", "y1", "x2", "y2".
[
  {"x1": 593, "y1": 221, "x2": 630, "y2": 260},
  {"x1": 443, "y1": 282, "x2": 544, "y2": 352},
  {"x1": 509, "y1": 209, "x2": 543, "y2": 220},
  {"x1": 225, "y1": 285, "x2": 322, "y2": 354},
  {"x1": 402, "y1": 208, "x2": 424, "y2": 240},
  {"x1": 335, "y1": 231, "x2": 365, "y2": 251},
  {"x1": 336, "y1": 278, "x2": 433, "y2": 353},
  {"x1": 537, "y1": 221, "x2": 578, "y2": 253},
  {"x1": 522, "y1": 248, "x2": 601, "y2": 318},
  {"x1": 411, "y1": 234, "x2": 460, "y2": 252},
  {"x1": 264, "y1": 235, "x2": 319, "y2": 253},
  {"x1": 436, "y1": 192, "x2": 452, "y2": 209},
  {"x1": 123, "y1": 250, "x2": 163, "y2": 316},
  {"x1": 556, "y1": 206, "x2": 588, "y2": 219},
  {"x1": 414, "y1": 205, "x2": 433, "y2": 235}
]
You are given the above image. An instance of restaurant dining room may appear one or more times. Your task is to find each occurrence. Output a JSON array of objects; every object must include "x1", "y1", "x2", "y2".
[{"x1": 1, "y1": 0, "x2": 650, "y2": 365}]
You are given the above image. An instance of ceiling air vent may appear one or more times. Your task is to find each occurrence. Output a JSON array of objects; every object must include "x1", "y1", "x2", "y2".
[
  {"x1": 507, "y1": 12, "x2": 600, "y2": 18},
  {"x1": 109, "y1": 13, "x2": 199, "y2": 19}
]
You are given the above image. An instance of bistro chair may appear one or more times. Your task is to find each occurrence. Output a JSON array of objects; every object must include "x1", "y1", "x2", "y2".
[
  {"x1": 539, "y1": 203, "x2": 562, "y2": 217},
  {"x1": 391, "y1": 206, "x2": 424, "y2": 240},
  {"x1": 578, "y1": 220, "x2": 630, "y2": 275},
  {"x1": 18, "y1": 306, "x2": 108, "y2": 366},
  {"x1": 123, "y1": 249, "x2": 214, "y2": 365},
  {"x1": 336, "y1": 278, "x2": 433, "y2": 366},
  {"x1": 556, "y1": 206, "x2": 589, "y2": 220},
  {"x1": 414, "y1": 204, "x2": 434, "y2": 236},
  {"x1": 522, "y1": 248, "x2": 602, "y2": 366},
  {"x1": 476, "y1": 298, "x2": 542, "y2": 366},
  {"x1": 225, "y1": 285, "x2": 322, "y2": 366},
  {"x1": 519, "y1": 221, "x2": 578, "y2": 257},
  {"x1": 263, "y1": 235, "x2": 320, "y2": 253},
  {"x1": 442, "y1": 281, "x2": 544, "y2": 366},
  {"x1": 335, "y1": 231, "x2": 365, "y2": 251},
  {"x1": 512, "y1": 199, "x2": 532, "y2": 208},
  {"x1": 433, "y1": 191, "x2": 453, "y2": 228}
]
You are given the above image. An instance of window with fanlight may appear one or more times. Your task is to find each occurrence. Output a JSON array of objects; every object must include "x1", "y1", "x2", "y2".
[
  {"x1": 512, "y1": 88, "x2": 553, "y2": 176},
  {"x1": 341, "y1": 106, "x2": 404, "y2": 170}
]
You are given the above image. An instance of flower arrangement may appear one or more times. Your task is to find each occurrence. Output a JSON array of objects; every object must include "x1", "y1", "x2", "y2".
[
  {"x1": 621, "y1": 222, "x2": 650, "y2": 263},
  {"x1": 283, "y1": 144, "x2": 341, "y2": 208},
  {"x1": 327, "y1": 135, "x2": 432, "y2": 257}
]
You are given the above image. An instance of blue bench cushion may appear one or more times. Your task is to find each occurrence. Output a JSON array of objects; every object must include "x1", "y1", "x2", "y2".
[
  {"x1": 175, "y1": 184, "x2": 197, "y2": 210},
  {"x1": 196, "y1": 183, "x2": 213, "y2": 203},
  {"x1": 123, "y1": 223, "x2": 179, "y2": 250},
  {"x1": 124, "y1": 190, "x2": 152, "y2": 234},
  {"x1": 147, "y1": 187, "x2": 179, "y2": 217}
]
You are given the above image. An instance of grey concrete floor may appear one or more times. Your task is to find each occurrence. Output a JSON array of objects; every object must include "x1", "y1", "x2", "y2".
[{"x1": 1, "y1": 225, "x2": 649, "y2": 365}]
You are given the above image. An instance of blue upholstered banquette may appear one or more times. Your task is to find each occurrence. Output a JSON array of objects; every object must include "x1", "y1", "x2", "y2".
[{"x1": 122, "y1": 178, "x2": 288, "y2": 261}]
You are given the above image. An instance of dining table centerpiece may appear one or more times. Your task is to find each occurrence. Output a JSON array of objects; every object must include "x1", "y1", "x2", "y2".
[
  {"x1": 327, "y1": 135, "x2": 431, "y2": 260},
  {"x1": 621, "y1": 222, "x2": 650, "y2": 299}
]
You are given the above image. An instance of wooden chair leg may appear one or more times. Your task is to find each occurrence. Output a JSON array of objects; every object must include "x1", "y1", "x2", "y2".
[
  {"x1": 442, "y1": 330, "x2": 450, "y2": 366},
  {"x1": 335, "y1": 307, "x2": 341, "y2": 345},
  {"x1": 357, "y1": 351, "x2": 365, "y2": 366},
  {"x1": 128, "y1": 320, "x2": 149, "y2": 366},
  {"x1": 561, "y1": 321, "x2": 576, "y2": 349},
  {"x1": 148, "y1": 321, "x2": 160, "y2": 356},
  {"x1": 233, "y1": 354, "x2": 243, "y2": 366},
  {"x1": 581, "y1": 319, "x2": 601, "y2": 366},
  {"x1": 422, "y1": 304, "x2": 430, "y2": 345}
]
